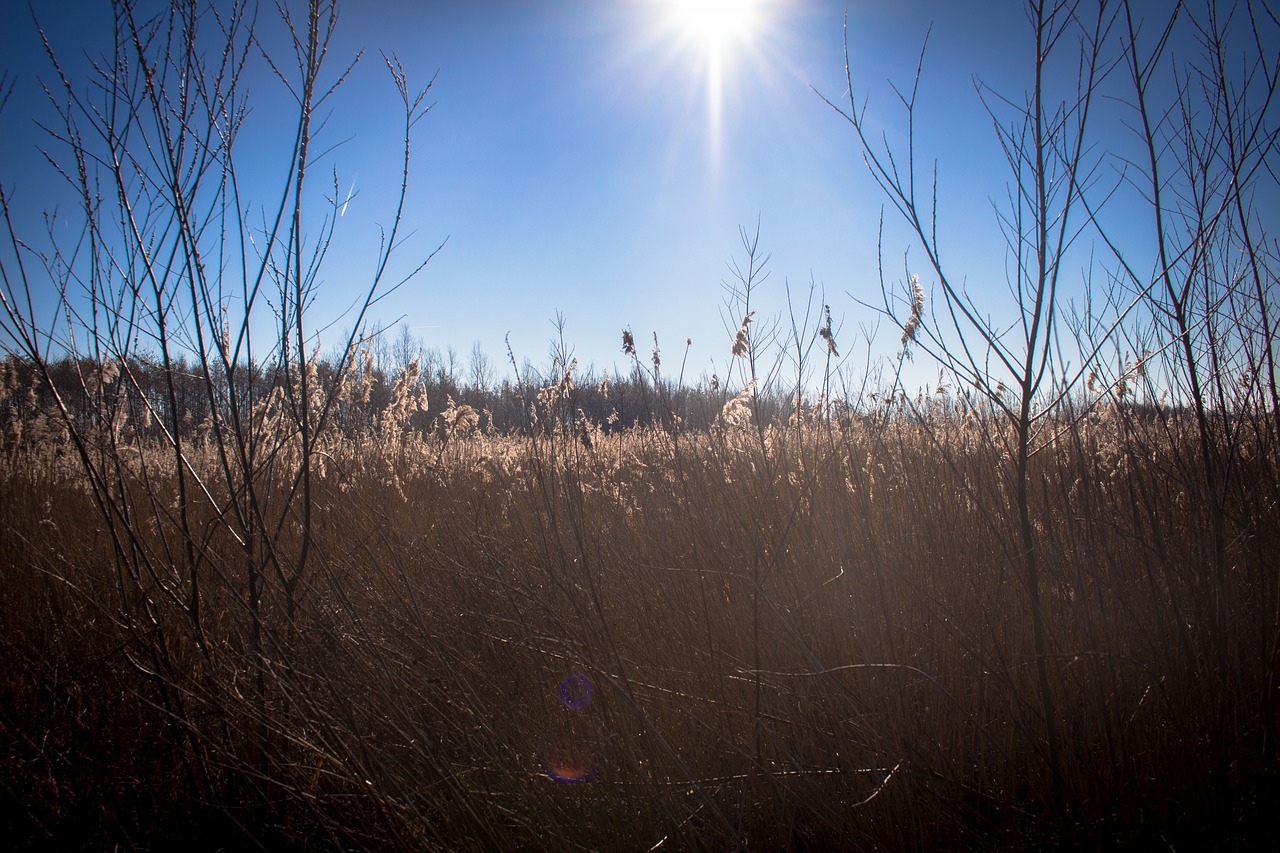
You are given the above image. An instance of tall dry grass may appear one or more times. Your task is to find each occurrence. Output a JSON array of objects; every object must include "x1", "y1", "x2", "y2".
[{"x1": 2, "y1": 357, "x2": 1276, "y2": 850}]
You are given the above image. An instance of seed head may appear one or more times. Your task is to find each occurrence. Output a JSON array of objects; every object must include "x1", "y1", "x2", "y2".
[
  {"x1": 900, "y1": 275, "x2": 924, "y2": 351},
  {"x1": 818, "y1": 304, "x2": 838, "y2": 356},
  {"x1": 732, "y1": 312, "x2": 754, "y2": 358},
  {"x1": 719, "y1": 380, "x2": 756, "y2": 428}
]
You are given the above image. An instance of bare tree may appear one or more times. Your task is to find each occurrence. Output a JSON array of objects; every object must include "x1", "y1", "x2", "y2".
[
  {"x1": 391, "y1": 320, "x2": 424, "y2": 373},
  {"x1": 0, "y1": 0, "x2": 439, "y2": 827},
  {"x1": 468, "y1": 339, "x2": 494, "y2": 393},
  {"x1": 821, "y1": 0, "x2": 1121, "y2": 806},
  {"x1": 1102, "y1": 0, "x2": 1280, "y2": 651}
]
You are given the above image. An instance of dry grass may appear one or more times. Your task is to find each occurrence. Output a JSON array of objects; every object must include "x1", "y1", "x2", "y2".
[{"x1": 2, "y1": 366, "x2": 1277, "y2": 850}]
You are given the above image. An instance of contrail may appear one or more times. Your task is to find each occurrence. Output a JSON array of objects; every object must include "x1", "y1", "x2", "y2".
[{"x1": 339, "y1": 177, "x2": 357, "y2": 217}]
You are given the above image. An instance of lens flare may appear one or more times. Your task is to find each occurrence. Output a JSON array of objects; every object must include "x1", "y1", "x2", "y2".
[
  {"x1": 659, "y1": 0, "x2": 766, "y2": 180},
  {"x1": 539, "y1": 672, "x2": 600, "y2": 783},
  {"x1": 538, "y1": 742, "x2": 599, "y2": 785},
  {"x1": 558, "y1": 672, "x2": 594, "y2": 709}
]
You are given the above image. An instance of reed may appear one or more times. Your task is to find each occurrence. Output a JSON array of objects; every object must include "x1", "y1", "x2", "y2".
[{"x1": 2, "y1": 361, "x2": 1277, "y2": 848}]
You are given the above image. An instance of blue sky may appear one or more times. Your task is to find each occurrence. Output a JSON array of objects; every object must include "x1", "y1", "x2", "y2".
[{"x1": 0, "y1": 1, "x2": 1214, "y2": 392}]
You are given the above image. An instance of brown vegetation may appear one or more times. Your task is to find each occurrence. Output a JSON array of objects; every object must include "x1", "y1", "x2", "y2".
[{"x1": 1, "y1": 364, "x2": 1277, "y2": 849}]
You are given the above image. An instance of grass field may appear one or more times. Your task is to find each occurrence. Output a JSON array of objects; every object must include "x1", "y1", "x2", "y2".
[{"x1": 2, "y1": 360, "x2": 1277, "y2": 849}]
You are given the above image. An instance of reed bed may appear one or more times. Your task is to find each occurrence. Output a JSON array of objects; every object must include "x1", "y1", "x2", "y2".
[{"x1": 2, "y1": 368, "x2": 1276, "y2": 850}]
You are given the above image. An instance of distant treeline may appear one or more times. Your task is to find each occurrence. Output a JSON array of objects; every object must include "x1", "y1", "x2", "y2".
[{"x1": 0, "y1": 347, "x2": 810, "y2": 444}]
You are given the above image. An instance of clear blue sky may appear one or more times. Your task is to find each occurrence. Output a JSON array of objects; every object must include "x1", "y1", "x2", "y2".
[{"x1": 1, "y1": 0, "x2": 1233, "y2": 393}]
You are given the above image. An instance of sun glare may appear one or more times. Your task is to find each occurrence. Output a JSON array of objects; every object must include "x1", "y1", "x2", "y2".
[
  {"x1": 668, "y1": 0, "x2": 761, "y2": 49},
  {"x1": 656, "y1": 0, "x2": 767, "y2": 178}
]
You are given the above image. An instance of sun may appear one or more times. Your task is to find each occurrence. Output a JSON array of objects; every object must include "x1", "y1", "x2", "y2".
[
  {"x1": 632, "y1": 0, "x2": 774, "y2": 179},
  {"x1": 667, "y1": 0, "x2": 762, "y2": 49},
  {"x1": 660, "y1": 0, "x2": 766, "y2": 175}
]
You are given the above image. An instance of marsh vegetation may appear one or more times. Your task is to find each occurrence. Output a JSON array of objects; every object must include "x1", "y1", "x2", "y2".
[{"x1": 2, "y1": 0, "x2": 1278, "y2": 848}]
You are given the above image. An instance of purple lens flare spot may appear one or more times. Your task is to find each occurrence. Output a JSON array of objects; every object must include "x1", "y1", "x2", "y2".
[{"x1": 558, "y1": 672, "x2": 593, "y2": 709}]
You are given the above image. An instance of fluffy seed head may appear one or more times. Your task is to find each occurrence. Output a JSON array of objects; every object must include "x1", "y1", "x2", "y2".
[
  {"x1": 732, "y1": 312, "x2": 754, "y2": 358},
  {"x1": 900, "y1": 275, "x2": 924, "y2": 350}
]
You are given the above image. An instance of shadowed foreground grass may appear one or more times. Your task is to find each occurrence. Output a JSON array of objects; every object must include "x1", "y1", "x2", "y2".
[{"x1": 2, "y1": 391, "x2": 1278, "y2": 850}]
